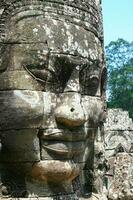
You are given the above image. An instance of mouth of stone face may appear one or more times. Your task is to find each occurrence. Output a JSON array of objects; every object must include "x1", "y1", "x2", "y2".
[
  {"x1": 41, "y1": 129, "x2": 87, "y2": 142},
  {"x1": 42, "y1": 140, "x2": 85, "y2": 156},
  {"x1": 40, "y1": 129, "x2": 86, "y2": 156}
]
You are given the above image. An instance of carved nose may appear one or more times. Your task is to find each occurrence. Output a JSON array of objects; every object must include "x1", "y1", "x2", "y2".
[{"x1": 55, "y1": 93, "x2": 86, "y2": 128}]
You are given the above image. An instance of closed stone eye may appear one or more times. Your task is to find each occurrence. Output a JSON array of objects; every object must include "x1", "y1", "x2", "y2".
[
  {"x1": 84, "y1": 76, "x2": 99, "y2": 96},
  {"x1": 80, "y1": 68, "x2": 100, "y2": 96},
  {"x1": 23, "y1": 63, "x2": 48, "y2": 84}
]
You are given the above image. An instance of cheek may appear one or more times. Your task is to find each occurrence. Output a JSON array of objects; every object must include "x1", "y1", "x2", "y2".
[
  {"x1": 82, "y1": 97, "x2": 104, "y2": 126},
  {"x1": 0, "y1": 90, "x2": 43, "y2": 130},
  {"x1": 90, "y1": 101, "x2": 104, "y2": 124}
]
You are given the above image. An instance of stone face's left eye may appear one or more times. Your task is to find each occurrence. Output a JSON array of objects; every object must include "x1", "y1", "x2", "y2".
[
  {"x1": 87, "y1": 76, "x2": 99, "y2": 93},
  {"x1": 80, "y1": 75, "x2": 99, "y2": 96},
  {"x1": 79, "y1": 62, "x2": 100, "y2": 96}
]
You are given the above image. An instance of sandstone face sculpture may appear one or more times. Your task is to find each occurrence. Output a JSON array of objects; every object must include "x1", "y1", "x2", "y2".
[{"x1": 0, "y1": 0, "x2": 107, "y2": 199}]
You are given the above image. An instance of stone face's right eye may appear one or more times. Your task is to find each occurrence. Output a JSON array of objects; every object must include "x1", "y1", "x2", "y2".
[
  {"x1": 23, "y1": 63, "x2": 48, "y2": 84},
  {"x1": 19, "y1": 47, "x2": 49, "y2": 85},
  {"x1": 86, "y1": 76, "x2": 99, "y2": 95},
  {"x1": 45, "y1": 55, "x2": 77, "y2": 93}
]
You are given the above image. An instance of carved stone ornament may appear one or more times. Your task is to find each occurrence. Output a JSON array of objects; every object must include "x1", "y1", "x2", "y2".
[{"x1": 0, "y1": 0, "x2": 107, "y2": 199}]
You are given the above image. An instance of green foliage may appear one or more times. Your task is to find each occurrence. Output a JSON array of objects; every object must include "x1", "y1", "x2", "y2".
[{"x1": 105, "y1": 39, "x2": 133, "y2": 119}]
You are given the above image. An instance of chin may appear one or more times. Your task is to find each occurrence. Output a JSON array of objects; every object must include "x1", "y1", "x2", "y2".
[{"x1": 31, "y1": 160, "x2": 80, "y2": 183}]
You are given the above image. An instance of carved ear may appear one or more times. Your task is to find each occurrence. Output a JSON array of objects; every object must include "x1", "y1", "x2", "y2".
[{"x1": 101, "y1": 67, "x2": 107, "y2": 97}]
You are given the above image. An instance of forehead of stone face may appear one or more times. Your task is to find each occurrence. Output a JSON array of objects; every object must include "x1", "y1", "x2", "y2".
[{"x1": 6, "y1": 14, "x2": 103, "y2": 60}]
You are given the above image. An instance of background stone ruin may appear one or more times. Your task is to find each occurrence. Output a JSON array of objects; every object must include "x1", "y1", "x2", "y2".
[{"x1": 105, "y1": 109, "x2": 133, "y2": 200}]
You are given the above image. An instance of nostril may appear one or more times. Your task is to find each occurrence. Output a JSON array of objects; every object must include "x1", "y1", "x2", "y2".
[{"x1": 70, "y1": 108, "x2": 75, "y2": 112}]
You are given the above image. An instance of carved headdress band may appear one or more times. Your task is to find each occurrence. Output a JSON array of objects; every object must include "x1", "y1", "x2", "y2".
[
  {"x1": 0, "y1": 0, "x2": 101, "y2": 10},
  {"x1": 0, "y1": 0, "x2": 102, "y2": 42}
]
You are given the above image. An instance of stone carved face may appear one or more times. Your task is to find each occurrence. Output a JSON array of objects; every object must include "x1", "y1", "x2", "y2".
[{"x1": 0, "y1": 1, "x2": 106, "y2": 197}]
